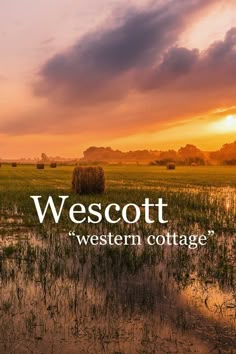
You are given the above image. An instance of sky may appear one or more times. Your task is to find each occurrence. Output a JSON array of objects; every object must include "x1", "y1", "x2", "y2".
[{"x1": 1, "y1": 0, "x2": 236, "y2": 158}]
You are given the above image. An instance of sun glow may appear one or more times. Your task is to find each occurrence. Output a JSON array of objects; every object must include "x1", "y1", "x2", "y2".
[
  {"x1": 210, "y1": 115, "x2": 236, "y2": 134},
  {"x1": 225, "y1": 115, "x2": 235, "y2": 129}
]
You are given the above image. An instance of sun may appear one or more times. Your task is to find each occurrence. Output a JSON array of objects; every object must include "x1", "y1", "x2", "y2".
[
  {"x1": 225, "y1": 115, "x2": 235, "y2": 129},
  {"x1": 210, "y1": 114, "x2": 236, "y2": 134}
]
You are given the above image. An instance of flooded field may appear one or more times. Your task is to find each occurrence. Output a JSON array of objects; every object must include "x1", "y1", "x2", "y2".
[{"x1": 0, "y1": 165, "x2": 235, "y2": 353}]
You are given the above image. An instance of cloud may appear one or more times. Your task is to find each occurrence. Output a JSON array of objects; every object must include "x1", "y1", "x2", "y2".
[
  {"x1": 0, "y1": 75, "x2": 7, "y2": 81},
  {"x1": 34, "y1": 0, "x2": 214, "y2": 104},
  {"x1": 142, "y1": 27, "x2": 236, "y2": 92},
  {"x1": 40, "y1": 37, "x2": 55, "y2": 46},
  {"x1": 140, "y1": 46, "x2": 199, "y2": 89},
  {"x1": 2, "y1": 0, "x2": 233, "y2": 139}
]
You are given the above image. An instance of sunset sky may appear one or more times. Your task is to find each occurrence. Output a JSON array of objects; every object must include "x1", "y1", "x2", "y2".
[{"x1": 1, "y1": 0, "x2": 236, "y2": 158}]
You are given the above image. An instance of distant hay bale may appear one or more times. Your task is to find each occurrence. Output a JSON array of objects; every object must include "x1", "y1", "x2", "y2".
[
  {"x1": 36, "y1": 163, "x2": 44, "y2": 169},
  {"x1": 166, "y1": 162, "x2": 176, "y2": 170},
  {"x1": 50, "y1": 162, "x2": 57, "y2": 168},
  {"x1": 12, "y1": 162, "x2": 17, "y2": 167},
  {"x1": 0, "y1": 163, "x2": 1, "y2": 168},
  {"x1": 72, "y1": 166, "x2": 105, "y2": 194}
]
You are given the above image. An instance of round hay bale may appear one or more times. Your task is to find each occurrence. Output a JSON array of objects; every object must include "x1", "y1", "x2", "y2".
[
  {"x1": 36, "y1": 163, "x2": 44, "y2": 169},
  {"x1": 166, "y1": 162, "x2": 176, "y2": 170},
  {"x1": 72, "y1": 166, "x2": 105, "y2": 194},
  {"x1": 0, "y1": 163, "x2": 1, "y2": 168},
  {"x1": 12, "y1": 162, "x2": 17, "y2": 167},
  {"x1": 50, "y1": 162, "x2": 57, "y2": 168}
]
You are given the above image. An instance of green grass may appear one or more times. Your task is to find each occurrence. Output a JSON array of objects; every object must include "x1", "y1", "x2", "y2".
[
  {"x1": 0, "y1": 164, "x2": 235, "y2": 218},
  {"x1": 1, "y1": 165, "x2": 236, "y2": 192},
  {"x1": 0, "y1": 164, "x2": 235, "y2": 237}
]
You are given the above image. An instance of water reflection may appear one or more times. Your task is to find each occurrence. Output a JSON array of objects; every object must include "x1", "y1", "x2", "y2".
[{"x1": 0, "y1": 186, "x2": 235, "y2": 353}]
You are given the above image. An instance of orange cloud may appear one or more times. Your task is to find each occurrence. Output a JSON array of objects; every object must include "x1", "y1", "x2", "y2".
[{"x1": 0, "y1": 0, "x2": 235, "y2": 157}]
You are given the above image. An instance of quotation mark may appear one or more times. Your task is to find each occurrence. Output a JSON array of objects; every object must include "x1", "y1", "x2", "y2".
[
  {"x1": 69, "y1": 231, "x2": 76, "y2": 237},
  {"x1": 208, "y1": 230, "x2": 215, "y2": 236}
]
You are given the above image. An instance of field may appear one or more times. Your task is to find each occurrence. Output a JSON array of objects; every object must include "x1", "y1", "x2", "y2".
[{"x1": 0, "y1": 165, "x2": 235, "y2": 353}]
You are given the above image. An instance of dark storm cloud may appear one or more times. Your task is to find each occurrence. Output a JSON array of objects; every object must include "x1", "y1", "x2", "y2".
[
  {"x1": 34, "y1": 0, "x2": 214, "y2": 104},
  {"x1": 142, "y1": 27, "x2": 236, "y2": 90},
  {"x1": 141, "y1": 47, "x2": 199, "y2": 89}
]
